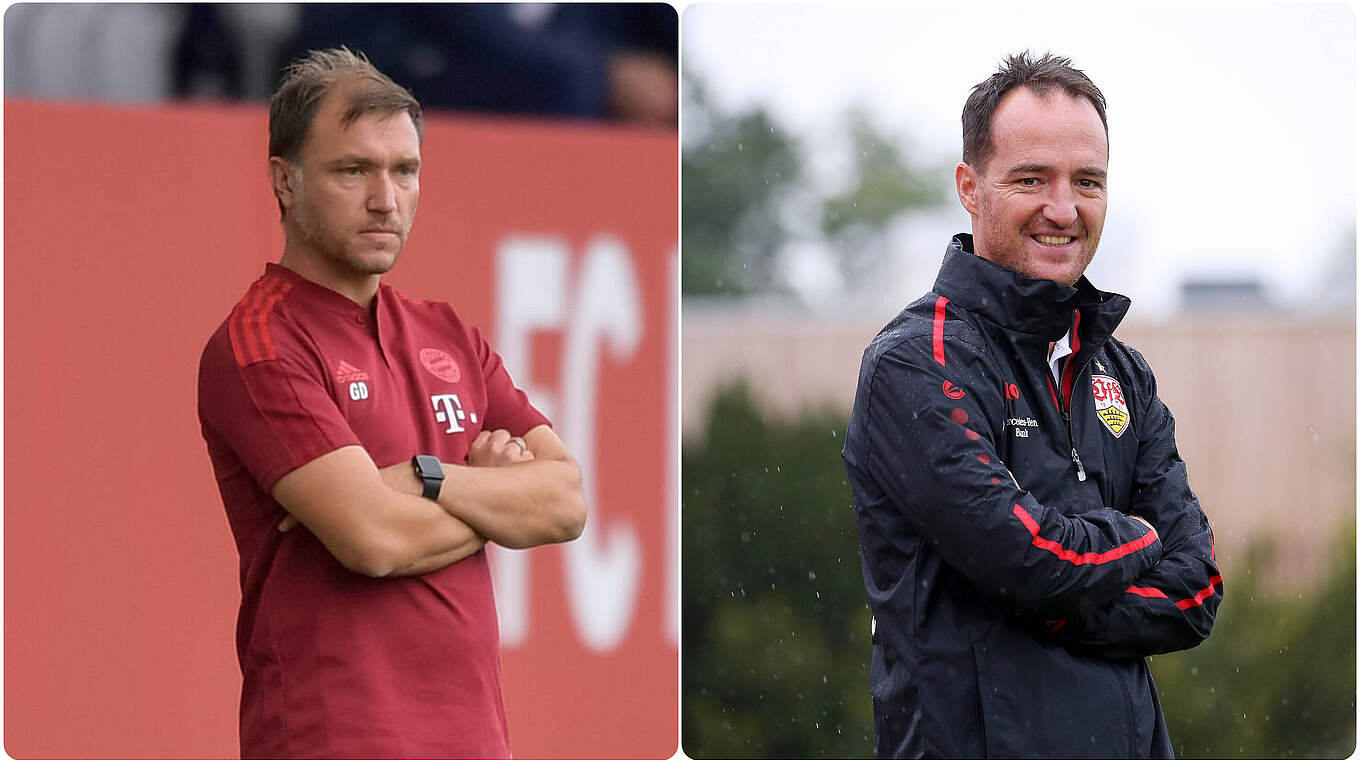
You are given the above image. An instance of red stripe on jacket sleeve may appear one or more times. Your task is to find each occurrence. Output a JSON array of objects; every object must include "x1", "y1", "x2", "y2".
[
  {"x1": 1012, "y1": 504, "x2": 1159, "y2": 565},
  {"x1": 1125, "y1": 585, "x2": 1167, "y2": 599},
  {"x1": 1126, "y1": 575, "x2": 1224, "y2": 609},
  {"x1": 932, "y1": 296, "x2": 949, "y2": 367}
]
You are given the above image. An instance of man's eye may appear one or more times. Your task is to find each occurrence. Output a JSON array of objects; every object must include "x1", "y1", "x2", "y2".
[
  {"x1": 1078, "y1": 179, "x2": 1102, "y2": 189},
  {"x1": 344, "y1": 166, "x2": 363, "y2": 176},
  {"x1": 1018, "y1": 177, "x2": 1039, "y2": 187}
]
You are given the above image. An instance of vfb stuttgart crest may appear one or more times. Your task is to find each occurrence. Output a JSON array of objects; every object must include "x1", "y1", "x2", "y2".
[{"x1": 1091, "y1": 374, "x2": 1130, "y2": 437}]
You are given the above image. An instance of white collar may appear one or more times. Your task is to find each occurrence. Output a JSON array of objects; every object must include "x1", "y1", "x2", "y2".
[{"x1": 1048, "y1": 326, "x2": 1073, "y2": 385}]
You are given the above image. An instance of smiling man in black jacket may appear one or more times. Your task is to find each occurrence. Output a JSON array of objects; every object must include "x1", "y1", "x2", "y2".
[{"x1": 842, "y1": 51, "x2": 1222, "y2": 758}]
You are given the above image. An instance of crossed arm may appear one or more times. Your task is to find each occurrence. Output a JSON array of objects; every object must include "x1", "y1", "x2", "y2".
[
  {"x1": 271, "y1": 424, "x2": 586, "y2": 578},
  {"x1": 1041, "y1": 391, "x2": 1223, "y2": 659}
]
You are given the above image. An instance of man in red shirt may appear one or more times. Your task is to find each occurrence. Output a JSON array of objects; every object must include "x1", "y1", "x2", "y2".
[{"x1": 197, "y1": 47, "x2": 586, "y2": 758}]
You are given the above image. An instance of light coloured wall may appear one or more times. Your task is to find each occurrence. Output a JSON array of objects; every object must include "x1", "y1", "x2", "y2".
[{"x1": 683, "y1": 305, "x2": 1356, "y2": 588}]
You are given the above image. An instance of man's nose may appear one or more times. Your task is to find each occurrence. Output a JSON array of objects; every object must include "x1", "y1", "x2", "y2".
[
  {"x1": 1041, "y1": 183, "x2": 1079, "y2": 228},
  {"x1": 367, "y1": 172, "x2": 397, "y2": 213}
]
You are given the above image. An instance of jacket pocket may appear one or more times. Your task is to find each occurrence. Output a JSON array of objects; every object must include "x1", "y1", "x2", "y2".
[{"x1": 974, "y1": 635, "x2": 1135, "y2": 758}]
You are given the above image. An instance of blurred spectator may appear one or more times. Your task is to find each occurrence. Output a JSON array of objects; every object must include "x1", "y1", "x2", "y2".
[
  {"x1": 173, "y1": 5, "x2": 299, "y2": 100},
  {"x1": 5, "y1": 4, "x2": 185, "y2": 102},
  {"x1": 280, "y1": 4, "x2": 677, "y2": 126},
  {"x1": 5, "y1": 3, "x2": 676, "y2": 127}
]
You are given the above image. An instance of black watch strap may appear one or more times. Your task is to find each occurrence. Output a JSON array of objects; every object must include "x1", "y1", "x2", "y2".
[{"x1": 411, "y1": 454, "x2": 445, "y2": 500}]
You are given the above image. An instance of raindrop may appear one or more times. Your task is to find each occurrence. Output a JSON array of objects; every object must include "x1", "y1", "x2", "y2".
[{"x1": 737, "y1": 142, "x2": 744, "y2": 151}]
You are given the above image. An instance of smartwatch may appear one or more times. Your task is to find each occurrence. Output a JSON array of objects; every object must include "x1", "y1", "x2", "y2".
[{"x1": 411, "y1": 454, "x2": 445, "y2": 500}]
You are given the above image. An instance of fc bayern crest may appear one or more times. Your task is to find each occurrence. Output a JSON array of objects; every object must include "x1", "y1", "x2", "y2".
[{"x1": 1091, "y1": 374, "x2": 1130, "y2": 438}]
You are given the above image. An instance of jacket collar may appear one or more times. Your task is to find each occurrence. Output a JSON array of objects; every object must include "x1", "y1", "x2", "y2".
[{"x1": 932, "y1": 233, "x2": 1130, "y2": 344}]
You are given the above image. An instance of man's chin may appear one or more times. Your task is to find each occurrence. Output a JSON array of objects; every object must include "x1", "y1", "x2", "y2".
[
  {"x1": 1020, "y1": 246, "x2": 1093, "y2": 286},
  {"x1": 346, "y1": 247, "x2": 402, "y2": 276}
]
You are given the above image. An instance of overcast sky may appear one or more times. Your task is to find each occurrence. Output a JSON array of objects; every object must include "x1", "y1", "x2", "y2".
[{"x1": 682, "y1": 2, "x2": 1356, "y2": 318}]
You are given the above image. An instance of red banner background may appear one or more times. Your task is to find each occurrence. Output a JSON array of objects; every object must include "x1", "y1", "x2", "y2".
[{"x1": 4, "y1": 100, "x2": 677, "y2": 758}]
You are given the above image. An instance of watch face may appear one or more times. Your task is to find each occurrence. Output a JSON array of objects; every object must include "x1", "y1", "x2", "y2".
[{"x1": 415, "y1": 455, "x2": 444, "y2": 479}]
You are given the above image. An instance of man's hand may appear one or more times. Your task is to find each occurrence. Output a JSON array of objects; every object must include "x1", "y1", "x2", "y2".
[
  {"x1": 437, "y1": 425, "x2": 585, "y2": 549},
  {"x1": 468, "y1": 428, "x2": 535, "y2": 467},
  {"x1": 1127, "y1": 514, "x2": 1159, "y2": 542}
]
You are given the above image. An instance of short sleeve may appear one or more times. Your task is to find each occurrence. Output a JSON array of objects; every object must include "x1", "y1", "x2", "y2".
[
  {"x1": 468, "y1": 326, "x2": 551, "y2": 435},
  {"x1": 198, "y1": 326, "x2": 361, "y2": 494}
]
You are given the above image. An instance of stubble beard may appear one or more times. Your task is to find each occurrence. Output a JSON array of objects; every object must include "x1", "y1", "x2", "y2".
[
  {"x1": 976, "y1": 204, "x2": 1094, "y2": 287},
  {"x1": 292, "y1": 193, "x2": 404, "y2": 278}
]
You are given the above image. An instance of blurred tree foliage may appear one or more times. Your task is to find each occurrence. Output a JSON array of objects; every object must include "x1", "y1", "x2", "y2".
[
  {"x1": 682, "y1": 78, "x2": 804, "y2": 296},
  {"x1": 681, "y1": 77, "x2": 947, "y2": 297},
  {"x1": 682, "y1": 383, "x2": 1356, "y2": 758},
  {"x1": 683, "y1": 383, "x2": 873, "y2": 757},
  {"x1": 1152, "y1": 525, "x2": 1356, "y2": 758},
  {"x1": 819, "y1": 106, "x2": 946, "y2": 286}
]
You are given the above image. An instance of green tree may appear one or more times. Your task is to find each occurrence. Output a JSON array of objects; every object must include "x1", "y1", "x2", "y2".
[
  {"x1": 682, "y1": 78, "x2": 804, "y2": 296},
  {"x1": 819, "y1": 107, "x2": 947, "y2": 288},
  {"x1": 1151, "y1": 525, "x2": 1356, "y2": 758},
  {"x1": 682, "y1": 383, "x2": 873, "y2": 757},
  {"x1": 681, "y1": 75, "x2": 949, "y2": 299}
]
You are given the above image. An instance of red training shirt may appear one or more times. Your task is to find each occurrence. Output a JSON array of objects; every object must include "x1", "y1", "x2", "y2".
[{"x1": 198, "y1": 263, "x2": 548, "y2": 758}]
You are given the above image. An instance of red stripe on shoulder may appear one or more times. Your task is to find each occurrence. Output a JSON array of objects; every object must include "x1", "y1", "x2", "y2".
[
  {"x1": 932, "y1": 296, "x2": 949, "y2": 367},
  {"x1": 229, "y1": 277, "x2": 292, "y2": 366},
  {"x1": 228, "y1": 280, "x2": 267, "y2": 366},
  {"x1": 1012, "y1": 504, "x2": 1159, "y2": 565}
]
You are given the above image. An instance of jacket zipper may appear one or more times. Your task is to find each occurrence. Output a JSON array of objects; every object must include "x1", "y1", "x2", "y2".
[
  {"x1": 1063, "y1": 407, "x2": 1087, "y2": 482},
  {"x1": 1044, "y1": 372, "x2": 1088, "y2": 481}
]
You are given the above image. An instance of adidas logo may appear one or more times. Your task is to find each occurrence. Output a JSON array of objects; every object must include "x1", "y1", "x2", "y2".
[{"x1": 335, "y1": 361, "x2": 370, "y2": 384}]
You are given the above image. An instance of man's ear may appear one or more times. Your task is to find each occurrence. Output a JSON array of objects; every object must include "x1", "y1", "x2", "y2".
[
  {"x1": 269, "y1": 156, "x2": 297, "y2": 213},
  {"x1": 955, "y1": 161, "x2": 980, "y2": 217}
]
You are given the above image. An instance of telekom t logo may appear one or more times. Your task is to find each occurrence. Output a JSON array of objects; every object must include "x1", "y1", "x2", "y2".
[{"x1": 431, "y1": 393, "x2": 477, "y2": 434}]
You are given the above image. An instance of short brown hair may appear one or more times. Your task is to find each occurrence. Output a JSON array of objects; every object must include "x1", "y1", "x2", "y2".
[
  {"x1": 961, "y1": 51, "x2": 1107, "y2": 172},
  {"x1": 268, "y1": 46, "x2": 424, "y2": 164}
]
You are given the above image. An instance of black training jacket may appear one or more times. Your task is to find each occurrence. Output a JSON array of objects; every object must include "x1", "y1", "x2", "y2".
[{"x1": 843, "y1": 235, "x2": 1222, "y2": 758}]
